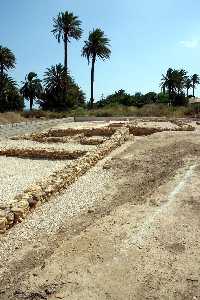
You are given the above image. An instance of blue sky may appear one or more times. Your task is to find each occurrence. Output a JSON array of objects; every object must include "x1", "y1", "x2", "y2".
[{"x1": 1, "y1": 0, "x2": 200, "y2": 101}]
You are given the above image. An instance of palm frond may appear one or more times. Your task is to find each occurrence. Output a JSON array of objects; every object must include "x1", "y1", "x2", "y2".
[
  {"x1": 0, "y1": 46, "x2": 16, "y2": 72},
  {"x1": 82, "y1": 28, "x2": 111, "y2": 64},
  {"x1": 52, "y1": 11, "x2": 83, "y2": 42}
]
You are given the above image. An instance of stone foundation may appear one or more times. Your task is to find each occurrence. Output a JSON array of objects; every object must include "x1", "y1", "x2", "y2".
[
  {"x1": 0, "y1": 127, "x2": 129, "y2": 234},
  {"x1": 0, "y1": 148, "x2": 86, "y2": 160},
  {"x1": 80, "y1": 136, "x2": 107, "y2": 145},
  {"x1": 128, "y1": 124, "x2": 195, "y2": 136}
]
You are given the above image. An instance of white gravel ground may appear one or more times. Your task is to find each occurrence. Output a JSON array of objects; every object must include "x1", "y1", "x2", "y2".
[{"x1": 0, "y1": 157, "x2": 72, "y2": 206}]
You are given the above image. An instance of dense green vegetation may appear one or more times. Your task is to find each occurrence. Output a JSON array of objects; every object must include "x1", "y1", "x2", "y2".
[
  {"x1": 39, "y1": 64, "x2": 85, "y2": 111},
  {"x1": 20, "y1": 72, "x2": 43, "y2": 111},
  {"x1": 0, "y1": 10, "x2": 199, "y2": 114},
  {"x1": 160, "y1": 68, "x2": 200, "y2": 104},
  {"x1": 0, "y1": 46, "x2": 24, "y2": 112}
]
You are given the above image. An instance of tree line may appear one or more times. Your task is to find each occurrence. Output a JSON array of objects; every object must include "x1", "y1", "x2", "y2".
[
  {"x1": 96, "y1": 68, "x2": 200, "y2": 108},
  {"x1": 0, "y1": 10, "x2": 199, "y2": 112},
  {"x1": 0, "y1": 11, "x2": 111, "y2": 112},
  {"x1": 161, "y1": 68, "x2": 200, "y2": 100}
]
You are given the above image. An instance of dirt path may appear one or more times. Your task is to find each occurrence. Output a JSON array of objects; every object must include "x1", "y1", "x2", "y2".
[{"x1": 1, "y1": 131, "x2": 200, "y2": 299}]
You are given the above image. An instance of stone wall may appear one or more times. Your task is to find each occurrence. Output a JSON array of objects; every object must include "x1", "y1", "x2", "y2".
[
  {"x1": 0, "y1": 127, "x2": 129, "y2": 234},
  {"x1": 0, "y1": 148, "x2": 86, "y2": 160},
  {"x1": 128, "y1": 124, "x2": 195, "y2": 136},
  {"x1": 34, "y1": 127, "x2": 116, "y2": 139},
  {"x1": 12, "y1": 127, "x2": 116, "y2": 142},
  {"x1": 80, "y1": 136, "x2": 107, "y2": 145}
]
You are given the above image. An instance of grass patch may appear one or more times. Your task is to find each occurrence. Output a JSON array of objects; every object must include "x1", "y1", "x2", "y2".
[
  {"x1": 0, "y1": 112, "x2": 25, "y2": 124},
  {"x1": 1, "y1": 103, "x2": 200, "y2": 125}
]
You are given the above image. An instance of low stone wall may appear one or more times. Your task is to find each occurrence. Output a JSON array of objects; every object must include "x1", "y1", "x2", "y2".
[
  {"x1": 0, "y1": 148, "x2": 86, "y2": 160},
  {"x1": 128, "y1": 124, "x2": 195, "y2": 136},
  {"x1": 12, "y1": 127, "x2": 116, "y2": 142},
  {"x1": 128, "y1": 126, "x2": 163, "y2": 136},
  {"x1": 0, "y1": 127, "x2": 129, "y2": 234},
  {"x1": 37, "y1": 127, "x2": 115, "y2": 138},
  {"x1": 32, "y1": 136, "x2": 80, "y2": 144},
  {"x1": 12, "y1": 135, "x2": 83, "y2": 144},
  {"x1": 12, "y1": 122, "x2": 195, "y2": 145},
  {"x1": 80, "y1": 136, "x2": 107, "y2": 145}
]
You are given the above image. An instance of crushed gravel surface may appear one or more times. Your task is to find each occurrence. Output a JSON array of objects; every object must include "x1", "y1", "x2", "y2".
[
  {"x1": 0, "y1": 157, "x2": 72, "y2": 206},
  {"x1": 0, "y1": 141, "x2": 129, "y2": 266},
  {"x1": 0, "y1": 160, "x2": 112, "y2": 263}
]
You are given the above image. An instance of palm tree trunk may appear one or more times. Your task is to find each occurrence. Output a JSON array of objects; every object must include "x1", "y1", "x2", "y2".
[
  {"x1": 169, "y1": 86, "x2": 172, "y2": 106},
  {"x1": 0, "y1": 64, "x2": 4, "y2": 98},
  {"x1": 187, "y1": 88, "x2": 189, "y2": 97},
  {"x1": 0, "y1": 64, "x2": 3, "y2": 78},
  {"x1": 30, "y1": 98, "x2": 33, "y2": 111},
  {"x1": 193, "y1": 84, "x2": 195, "y2": 97},
  {"x1": 64, "y1": 37, "x2": 68, "y2": 73},
  {"x1": 64, "y1": 35, "x2": 68, "y2": 95},
  {"x1": 90, "y1": 57, "x2": 95, "y2": 108},
  {"x1": 162, "y1": 84, "x2": 166, "y2": 94}
]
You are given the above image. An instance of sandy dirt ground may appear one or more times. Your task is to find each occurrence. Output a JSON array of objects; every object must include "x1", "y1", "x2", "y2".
[{"x1": 1, "y1": 125, "x2": 200, "y2": 299}]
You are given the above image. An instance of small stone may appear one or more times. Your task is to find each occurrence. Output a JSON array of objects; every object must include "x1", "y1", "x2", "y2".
[
  {"x1": 103, "y1": 163, "x2": 111, "y2": 170},
  {"x1": 55, "y1": 293, "x2": 65, "y2": 299},
  {"x1": 0, "y1": 218, "x2": 6, "y2": 230},
  {"x1": 27, "y1": 198, "x2": 37, "y2": 208}
]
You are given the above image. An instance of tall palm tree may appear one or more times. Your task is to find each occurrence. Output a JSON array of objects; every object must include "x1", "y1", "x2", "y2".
[
  {"x1": 0, "y1": 46, "x2": 15, "y2": 78},
  {"x1": 20, "y1": 72, "x2": 42, "y2": 110},
  {"x1": 191, "y1": 74, "x2": 200, "y2": 97},
  {"x1": 82, "y1": 28, "x2": 111, "y2": 108},
  {"x1": 185, "y1": 77, "x2": 192, "y2": 97},
  {"x1": 52, "y1": 11, "x2": 83, "y2": 73}
]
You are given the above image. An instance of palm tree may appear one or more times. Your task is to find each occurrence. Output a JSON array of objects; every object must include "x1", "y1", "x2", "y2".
[
  {"x1": 173, "y1": 69, "x2": 187, "y2": 95},
  {"x1": 185, "y1": 77, "x2": 192, "y2": 97},
  {"x1": 0, "y1": 46, "x2": 16, "y2": 99},
  {"x1": 82, "y1": 28, "x2": 111, "y2": 108},
  {"x1": 191, "y1": 74, "x2": 200, "y2": 97},
  {"x1": 161, "y1": 68, "x2": 174, "y2": 101},
  {"x1": 0, "y1": 75, "x2": 24, "y2": 112},
  {"x1": 161, "y1": 68, "x2": 188, "y2": 104},
  {"x1": 43, "y1": 64, "x2": 85, "y2": 110},
  {"x1": 0, "y1": 74, "x2": 17, "y2": 101},
  {"x1": 0, "y1": 46, "x2": 15, "y2": 78},
  {"x1": 20, "y1": 72, "x2": 42, "y2": 110},
  {"x1": 52, "y1": 11, "x2": 83, "y2": 73},
  {"x1": 43, "y1": 64, "x2": 68, "y2": 94}
]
